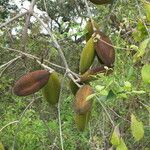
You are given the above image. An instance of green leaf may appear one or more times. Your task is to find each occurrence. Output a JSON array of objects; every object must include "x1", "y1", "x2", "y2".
[
  {"x1": 111, "y1": 125, "x2": 120, "y2": 146},
  {"x1": 116, "y1": 138, "x2": 128, "y2": 150},
  {"x1": 86, "y1": 93, "x2": 96, "y2": 101},
  {"x1": 131, "y1": 114, "x2": 144, "y2": 141},
  {"x1": 141, "y1": 64, "x2": 150, "y2": 84},
  {"x1": 106, "y1": 90, "x2": 116, "y2": 100},
  {"x1": 95, "y1": 85, "x2": 105, "y2": 91},
  {"x1": 124, "y1": 81, "x2": 132, "y2": 91},
  {"x1": 132, "y1": 20, "x2": 148, "y2": 42},
  {"x1": 143, "y1": 0, "x2": 150, "y2": 21},
  {"x1": 133, "y1": 38, "x2": 150, "y2": 63}
]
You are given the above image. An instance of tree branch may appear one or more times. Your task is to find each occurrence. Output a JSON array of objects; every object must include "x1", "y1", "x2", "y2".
[
  {"x1": 0, "y1": 12, "x2": 28, "y2": 29},
  {"x1": 21, "y1": 0, "x2": 37, "y2": 50},
  {"x1": 33, "y1": 13, "x2": 69, "y2": 69}
]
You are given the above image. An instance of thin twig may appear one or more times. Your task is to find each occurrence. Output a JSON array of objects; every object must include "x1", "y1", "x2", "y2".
[
  {"x1": 0, "y1": 56, "x2": 21, "y2": 77},
  {"x1": 33, "y1": 13, "x2": 69, "y2": 69},
  {"x1": 95, "y1": 96, "x2": 115, "y2": 127},
  {"x1": 0, "y1": 56, "x2": 21, "y2": 70},
  {"x1": 0, "y1": 46, "x2": 65, "y2": 70},
  {"x1": 12, "y1": 97, "x2": 37, "y2": 150},
  {"x1": 84, "y1": 0, "x2": 96, "y2": 31},
  {"x1": 36, "y1": 59, "x2": 54, "y2": 72},
  {"x1": 21, "y1": 0, "x2": 36, "y2": 50},
  {"x1": 1, "y1": 46, "x2": 81, "y2": 87},
  {"x1": 0, "y1": 12, "x2": 28, "y2": 28},
  {"x1": 57, "y1": 72, "x2": 68, "y2": 150},
  {"x1": 0, "y1": 121, "x2": 19, "y2": 132}
]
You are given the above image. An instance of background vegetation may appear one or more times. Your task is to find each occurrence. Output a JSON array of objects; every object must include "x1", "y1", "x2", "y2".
[{"x1": 0, "y1": 0, "x2": 150, "y2": 150}]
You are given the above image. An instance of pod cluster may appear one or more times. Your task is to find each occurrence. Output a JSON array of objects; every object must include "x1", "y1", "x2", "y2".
[
  {"x1": 13, "y1": 70, "x2": 61, "y2": 105},
  {"x1": 13, "y1": 18, "x2": 115, "y2": 132},
  {"x1": 71, "y1": 19, "x2": 115, "y2": 131}
]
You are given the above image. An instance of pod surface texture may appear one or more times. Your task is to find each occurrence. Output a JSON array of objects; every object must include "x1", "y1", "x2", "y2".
[
  {"x1": 13, "y1": 70, "x2": 50, "y2": 96},
  {"x1": 42, "y1": 72, "x2": 61, "y2": 105}
]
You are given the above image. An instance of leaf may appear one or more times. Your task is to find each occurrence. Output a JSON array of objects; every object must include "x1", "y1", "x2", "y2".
[
  {"x1": 133, "y1": 38, "x2": 150, "y2": 63},
  {"x1": 124, "y1": 81, "x2": 132, "y2": 91},
  {"x1": 116, "y1": 138, "x2": 128, "y2": 150},
  {"x1": 95, "y1": 85, "x2": 105, "y2": 91},
  {"x1": 111, "y1": 125, "x2": 120, "y2": 146},
  {"x1": 143, "y1": 0, "x2": 150, "y2": 21},
  {"x1": 86, "y1": 93, "x2": 96, "y2": 101},
  {"x1": 131, "y1": 114, "x2": 144, "y2": 141},
  {"x1": 132, "y1": 20, "x2": 148, "y2": 42},
  {"x1": 106, "y1": 90, "x2": 116, "y2": 100},
  {"x1": 141, "y1": 64, "x2": 150, "y2": 84}
]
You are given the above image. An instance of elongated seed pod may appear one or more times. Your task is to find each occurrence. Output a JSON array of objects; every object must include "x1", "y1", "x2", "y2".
[
  {"x1": 85, "y1": 19, "x2": 99, "y2": 42},
  {"x1": 74, "y1": 85, "x2": 93, "y2": 114},
  {"x1": 74, "y1": 111, "x2": 91, "y2": 131},
  {"x1": 42, "y1": 72, "x2": 61, "y2": 105},
  {"x1": 80, "y1": 66, "x2": 113, "y2": 82},
  {"x1": 79, "y1": 37, "x2": 95, "y2": 74},
  {"x1": 89, "y1": 0, "x2": 112, "y2": 5},
  {"x1": 93, "y1": 31, "x2": 115, "y2": 67},
  {"x1": 0, "y1": 142, "x2": 5, "y2": 150},
  {"x1": 69, "y1": 79, "x2": 80, "y2": 95},
  {"x1": 13, "y1": 70, "x2": 50, "y2": 96}
]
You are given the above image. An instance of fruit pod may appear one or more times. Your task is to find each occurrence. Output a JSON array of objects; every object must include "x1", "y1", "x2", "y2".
[
  {"x1": 80, "y1": 66, "x2": 113, "y2": 82},
  {"x1": 74, "y1": 85, "x2": 93, "y2": 115},
  {"x1": 42, "y1": 71, "x2": 61, "y2": 105},
  {"x1": 13, "y1": 70, "x2": 50, "y2": 96},
  {"x1": 85, "y1": 19, "x2": 99, "y2": 42},
  {"x1": 69, "y1": 79, "x2": 80, "y2": 95},
  {"x1": 0, "y1": 142, "x2": 5, "y2": 150},
  {"x1": 74, "y1": 111, "x2": 91, "y2": 131},
  {"x1": 93, "y1": 31, "x2": 115, "y2": 67},
  {"x1": 79, "y1": 37, "x2": 95, "y2": 74},
  {"x1": 89, "y1": 0, "x2": 112, "y2": 5}
]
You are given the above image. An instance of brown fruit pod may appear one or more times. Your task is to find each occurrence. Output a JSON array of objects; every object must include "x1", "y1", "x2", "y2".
[
  {"x1": 89, "y1": 0, "x2": 112, "y2": 5},
  {"x1": 74, "y1": 85, "x2": 93, "y2": 114},
  {"x1": 80, "y1": 65, "x2": 113, "y2": 82},
  {"x1": 93, "y1": 31, "x2": 115, "y2": 67},
  {"x1": 13, "y1": 70, "x2": 50, "y2": 96}
]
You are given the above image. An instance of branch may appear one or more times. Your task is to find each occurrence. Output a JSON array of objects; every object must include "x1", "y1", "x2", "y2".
[
  {"x1": 95, "y1": 95, "x2": 115, "y2": 127},
  {"x1": 32, "y1": 13, "x2": 81, "y2": 87},
  {"x1": 0, "y1": 56, "x2": 21, "y2": 70},
  {"x1": 84, "y1": 0, "x2": 96, "y2": 31},
  {"x1": 0, "y1": 121, "x2": 19, "y2": 132},
  {"x1": 0, "y1": 46, "x2": 65, "y2": 70},
  {"x1": 21, "y1": 0, "x2": 37, "y2": 50},
  {"x1": 32, "y1": 13, "x2": 69, "y2": 69},
  {"x1": 0, "y1": 56, "x2": 21, "y2": 77},
  {"x1": 0, "y1": 12, "x2": 28, "y2": 29}
]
